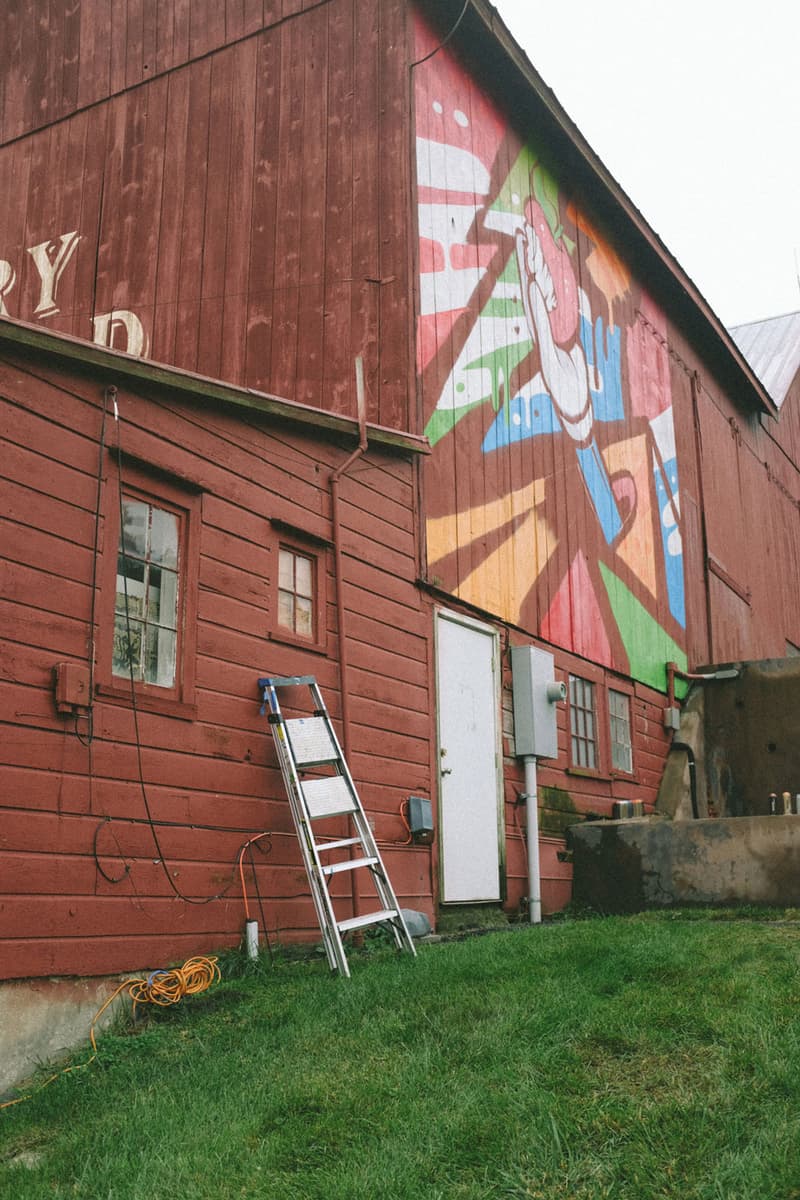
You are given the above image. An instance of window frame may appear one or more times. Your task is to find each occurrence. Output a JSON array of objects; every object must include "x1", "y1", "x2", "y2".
[
  {"x1": 568, "y1": 672, "x2": 600, "y2": 772},
  {"x1": 97, "y1": 463, "x2": 199, "y2": 719},
  {"x1": 268, "y1": 523, "x2": 328, "y2": 655},
  {"x1": 564, "y1": 666, "x2": 637, "y2": 781},
  {"x1": 608, "y1": 686, "x2": 634, "y2": 776}
]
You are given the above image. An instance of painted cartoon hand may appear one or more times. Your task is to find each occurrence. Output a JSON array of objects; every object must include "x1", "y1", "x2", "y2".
[{"x1": 521, "y1": 221, "x2": 557, "y2": 314}]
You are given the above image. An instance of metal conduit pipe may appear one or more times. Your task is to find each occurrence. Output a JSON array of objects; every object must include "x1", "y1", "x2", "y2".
[
  {"x1": 522, "y1": 757, "x2": 542, "y2": 924},
  {"x1": 329, "y1": 356, "x2": 368, "y2": 923}
]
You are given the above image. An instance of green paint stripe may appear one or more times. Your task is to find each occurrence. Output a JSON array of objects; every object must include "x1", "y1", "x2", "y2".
[
  {"x1": 598, "y1": 562, "x2": 687, "y2": 693},
  {"x1": 424, "y1": 399, "x2": 484, "y2": 447},
  {"x1": 481, "y1": 298, "x2": 525, "y2": 319}
]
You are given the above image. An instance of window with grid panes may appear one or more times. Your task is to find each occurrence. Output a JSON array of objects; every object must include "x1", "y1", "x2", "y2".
[
  {"x1": 569, "y1": 674, "x2": 597, "y2": 769},
  {"x1": 278, "y1": 546, "x2": 315, "y2": 639},
  {"x1": 114, "y1": 497, "x2": 180, "y2": 688},
  {"x1": 609, "y1": 688, "x2": 633, "y2": 773}
]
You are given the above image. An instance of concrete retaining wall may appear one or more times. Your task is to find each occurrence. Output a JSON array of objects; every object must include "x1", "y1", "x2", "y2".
[
  {"x1": 570, "y1": 815, "x2": 800, "y2": 913},
  {"x1": 0, "y1": 975, "x2": 128, "y2": 1098}
]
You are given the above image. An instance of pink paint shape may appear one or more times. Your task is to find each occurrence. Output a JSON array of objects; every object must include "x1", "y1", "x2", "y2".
[
  {"x1": 416, "y1": 309, "x2": 463, "y2": 374},
  {"x1": 541, "y1": 554, "x2": 613, "y2": 667},
  {"x1": 626, "y1": 291, "x2": 672, "y2": 420}
]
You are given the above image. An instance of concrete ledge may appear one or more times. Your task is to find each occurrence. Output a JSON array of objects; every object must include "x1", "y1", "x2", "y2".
[
  {"x1": 0, "y1": 974, "x2": 130, "y2": 1096},
  {"x1": 570, "y1": 815, "x2": 800, "y2": 913}
]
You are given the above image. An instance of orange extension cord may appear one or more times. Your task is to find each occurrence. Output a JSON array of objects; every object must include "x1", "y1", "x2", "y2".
[{"x1": 1, "y1": 955, "x2": 220, "y2": 1111}]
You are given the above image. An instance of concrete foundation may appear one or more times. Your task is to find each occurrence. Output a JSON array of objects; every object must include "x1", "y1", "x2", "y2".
[
  {"x1": 570, "y1": 814, "x2": 800, "y2": 913},
  {"x1": 0, "y1": 975, "x2": 130, "y2": 1097}
]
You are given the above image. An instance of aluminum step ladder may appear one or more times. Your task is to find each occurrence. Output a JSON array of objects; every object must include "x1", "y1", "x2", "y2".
[{"x1": 258, "y1": 674, "x2": 417, "y2": 977}]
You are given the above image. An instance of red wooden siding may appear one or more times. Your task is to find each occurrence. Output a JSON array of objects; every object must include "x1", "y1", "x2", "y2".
[
  {"x1": 0, "y1": 346, "x2": 431, "y2": 980},
  {"x1": 0, "y1": 0, "x2": 324, "y2": 143},
  {"x1": 0, "y1": 1, "x2": 412, "y2": 431}
]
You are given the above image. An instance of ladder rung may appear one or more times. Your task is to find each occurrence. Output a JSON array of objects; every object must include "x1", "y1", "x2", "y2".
[
  {"x1": 258, "y1": 675, "x2": 317, "y2": 689},
  {"x1": 302, "y1": 776, "x2": 357, "y2": 819},
  {"x1": 338, "y1": 909, "x2": 398, "y2": 933},
  {"x1": 317, "y1": 836, "x2": 362, "y2": 853},
  {"x1": 285, "y1": 717, "x2": 339, "y2": 766},
  {"x1": 322, "y1": 855, "x2": 378, "y2": 877}
]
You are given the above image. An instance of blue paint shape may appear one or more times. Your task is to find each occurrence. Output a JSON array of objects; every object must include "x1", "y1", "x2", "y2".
[
  {"x1": 482, "y1": 391, "x2": 559, "y2": 452},
  {"x1": 653, "y1": 453, "x2": 686, "y2": 628},
  {"x1": 580, "y1": 315, "x2": 624, "y2": 424},
  {"x1": 576, "y1": 439, "x2": 623, "y2": 545}
]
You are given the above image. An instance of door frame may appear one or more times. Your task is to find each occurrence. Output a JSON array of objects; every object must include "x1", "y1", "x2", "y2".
[{"x1": 434, "y1": 607, "x2": 506, "y2": 904}]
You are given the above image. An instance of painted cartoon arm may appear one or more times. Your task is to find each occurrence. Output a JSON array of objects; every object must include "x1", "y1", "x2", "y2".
[{"x1": 516, "y1": 224, "x2": 592, "y2": 445}]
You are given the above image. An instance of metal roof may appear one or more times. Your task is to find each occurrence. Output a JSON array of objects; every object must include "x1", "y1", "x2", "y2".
[{"x1": 728, "y1": 311, "x2": 800, "y2": 409}]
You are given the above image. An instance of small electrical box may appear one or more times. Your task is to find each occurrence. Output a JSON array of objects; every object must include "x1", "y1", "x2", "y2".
[
  {"x1": 54, "y1": 662, "x2": 91, "y2": 714},
  {"x1": 510, "y1": 645, "x2": 564, "y2": 759},
  {"x1": 407, "y1": 796, "x2": 434, "y2": 844},
  {"x1": 663, "y1": 705, "x2": 681, "y2": 732}
]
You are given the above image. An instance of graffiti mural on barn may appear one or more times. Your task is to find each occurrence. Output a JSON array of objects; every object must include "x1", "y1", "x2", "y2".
[{"x1": 414, "y1": 15, "x2": 686, "y2": 689}]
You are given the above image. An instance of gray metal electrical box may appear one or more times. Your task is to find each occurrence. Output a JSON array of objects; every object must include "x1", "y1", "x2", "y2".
[{"x1": 510, "y1": 645, "x2": 564, "y2": 759}]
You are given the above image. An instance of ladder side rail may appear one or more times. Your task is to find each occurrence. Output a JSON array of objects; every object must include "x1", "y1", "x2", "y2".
[
  {"x1": 275, "y1": 718, "x2": 350, "y2": 976},
  {"x1": 308, "y1": 683, "x2": 417, "y2": 958},
  {"x1": 272, "y1": 720, "x2": 339, "y2": 967},
  {"x1": 263, "y1": 682, "x2": 350, "y2": 975}
]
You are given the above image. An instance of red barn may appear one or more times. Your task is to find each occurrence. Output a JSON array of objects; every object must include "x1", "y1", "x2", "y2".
[{"x1": 2, "y1": 0, "x2": 799, "y2": 1076}]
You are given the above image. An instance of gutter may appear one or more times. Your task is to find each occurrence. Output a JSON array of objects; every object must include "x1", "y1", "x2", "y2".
[{"x1": 0, "y1": 316, "x2": 431, "y2": 459}]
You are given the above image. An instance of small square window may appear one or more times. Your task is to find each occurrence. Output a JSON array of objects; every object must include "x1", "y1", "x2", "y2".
[
  {"x1": 278, "y1": 547, "x2": 316, "y2": 640},
  {"x1": 569, "y1": 675, "x2": 597, "y2": 769},
  {"x1": 609, "y1": 689, "x2": 633, "y2": 774}
]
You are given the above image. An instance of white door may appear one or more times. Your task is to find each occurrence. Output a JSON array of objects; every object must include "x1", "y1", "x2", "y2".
[{"x1": 436, "y1": 610, "x2": 503, "y2": 902}]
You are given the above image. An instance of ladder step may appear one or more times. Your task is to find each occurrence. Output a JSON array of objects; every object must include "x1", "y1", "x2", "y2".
[
  {"x1": 285, "y1": 717, "x2": 339, "y2": 766},
  {"x1": 317, "y1": 836, "x2": 362, "y2": 853},
  {"x1": 322, "y1": 855, "x2": 378, "y2": 877},
  {"x1": 302, "y1": 776, "x2": 357, "y2": 819},
  {"x1": 338, "y1": 908, "x2": 398, "y2": 933}
]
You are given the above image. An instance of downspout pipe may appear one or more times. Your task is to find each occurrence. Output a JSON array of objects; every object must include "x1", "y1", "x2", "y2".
[
  {"x1": 670, "y1": 742, "x2": 698, "y2": 820},
  {"x1": 521, "y1": 756, "x2": 542, "y2": 924},
  {"x1": 330, "y1": 356, "x2": 368, "y2": 920},
  {"x1": 665, "y1": 663, "x2": 738, "y2": 819}
]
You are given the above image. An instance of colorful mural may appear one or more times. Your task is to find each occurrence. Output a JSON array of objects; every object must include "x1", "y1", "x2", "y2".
[{"x1": 414, "y1": 16, "x2": 687, "y2": 690}]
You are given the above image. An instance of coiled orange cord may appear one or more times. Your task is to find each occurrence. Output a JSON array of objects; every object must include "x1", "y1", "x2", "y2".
[{"x1": 1, "y1": 955, "x2": 220, "y2": 1110}]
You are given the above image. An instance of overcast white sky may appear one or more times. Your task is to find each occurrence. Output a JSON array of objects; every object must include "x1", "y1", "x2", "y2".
[{"x1": 492, "y1": 0, "x2": 800, "y2": 328}]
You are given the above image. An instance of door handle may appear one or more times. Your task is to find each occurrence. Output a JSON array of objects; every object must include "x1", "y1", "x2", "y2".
[{"x1": 441, "y1": 767, "x2": 452, "y2": 776}]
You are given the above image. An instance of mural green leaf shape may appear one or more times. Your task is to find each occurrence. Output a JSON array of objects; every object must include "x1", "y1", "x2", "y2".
[
  {"x1": 598, "y1": 562, "x2": 687, "y2": 693},
  {"x1": 424, "y1": 399, "x2": 486, "y2": 446},
  {"x1": 490, "y1": 145, "x2": 575, "y2": 255}
]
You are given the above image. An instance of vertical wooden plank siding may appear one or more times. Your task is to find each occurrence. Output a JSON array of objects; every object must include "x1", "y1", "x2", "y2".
[
  {"x1": 412, "y1": 8, "x2": 689, "y2": 695},
  {"x1": 0, "y1": 0, "x2": 413, "y2": 431}
]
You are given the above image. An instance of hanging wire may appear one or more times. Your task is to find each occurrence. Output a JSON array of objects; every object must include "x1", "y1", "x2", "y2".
[
  {"x1": 0, "y1": 956, "x2": 220, "y2": 1111},
  {"x1": 112, "y1": 402, "x2": 234, "y2": 906},
  {"x1": 409, "y1": 0, "x2": 470, "y2": 68},
  {"x1": 75, "y1": 385, "x2": 116, "y2": 748}
]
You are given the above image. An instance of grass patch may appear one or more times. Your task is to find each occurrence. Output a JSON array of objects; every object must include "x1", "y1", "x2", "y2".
[{"x1": 2, "y1": 914, "x2": 800, "y2": 1198}]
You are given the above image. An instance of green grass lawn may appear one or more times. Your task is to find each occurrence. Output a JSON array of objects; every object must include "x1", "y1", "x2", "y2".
[{"x1": 3, "y1": 913, "x2": 800, "y2": 1199}]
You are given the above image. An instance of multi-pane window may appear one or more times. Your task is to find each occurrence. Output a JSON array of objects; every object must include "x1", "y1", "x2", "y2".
[
  {"x1": 609, "y1": 689, "x2": 633, "y2": 773},
  {"x1": 569, "y1": 674, "x2": 597, "y2": 769},
  {"x1": 114, "y1": 498, "x2": 180, "y2": 688},
  {"x1": 278, "y1": 547, "x2": 315, "y2": 639}
]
